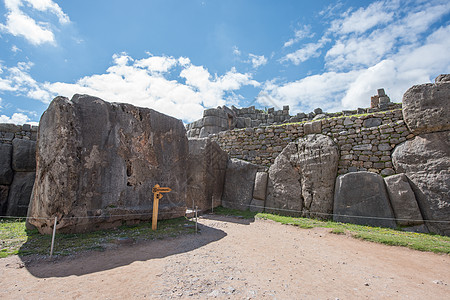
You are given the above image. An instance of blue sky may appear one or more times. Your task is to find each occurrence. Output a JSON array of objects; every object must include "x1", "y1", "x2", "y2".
[{"x1": 0, "y1": 0, "x2": 449, "y2": 125}]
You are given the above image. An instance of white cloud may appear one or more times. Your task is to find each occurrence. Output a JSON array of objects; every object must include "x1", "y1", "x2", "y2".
[
  {"x1": 42, "y1": 53, "x2": 259, "y2": 122},
  {"x1": 11, "y1": 45, "x2": 21, "y2": 52},
  {"x1": 284, "y1": 25, "x2": 315, "y2": 47},
  {"x1": 0, "y1": 0, "x2": 70, "y2": 45},
  {"x1": 282, "y1": 37, "x2": 330, "y2": 65},
  {"x1": 232, "y1": 46, "x2": 241, "y2": 56},
  {"x1": 0, "y1": 112, "x2": 37, "y2": 125},
  {"x1": 248, "y1": 54, "x2": 268, "y2": 68}
]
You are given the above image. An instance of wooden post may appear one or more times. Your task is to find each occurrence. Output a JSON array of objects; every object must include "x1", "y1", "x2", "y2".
[{"x1": 152, "y1": 192, "x2": 160, "y2": 231}]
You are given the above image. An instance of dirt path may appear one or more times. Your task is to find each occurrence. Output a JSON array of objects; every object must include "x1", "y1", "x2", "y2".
[{"x1": 1, "y1": 215, "x2": 449, "y2": 299}]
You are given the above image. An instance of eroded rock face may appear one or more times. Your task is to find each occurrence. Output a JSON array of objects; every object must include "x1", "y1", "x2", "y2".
[
  {"x1": 402, "y1": 77, "x2": 450, "y2": 134},
  {"x1": 12, "y1": 139, "x2": 36, "y2": 172},
  {"x1": 392, "y1": 131, "x2": 450, "y2": 236},
  {"x1": 253, "y1": 172, "x2": 268, "y2": 201},
  {"x1": 333, "y1": 172, "x2": 397, "y2": 228},
  {"x1": 6, "y1": 172, "x2": 35, "y2": 217},
  {"x1": 28, "y1": 94, "x2": 188, "y2": 234},
  {"x1": 222, "y1": 158, "x2": 258, "y2": 210},
  {"x1": 384, "y1": 174, "x2": 423, "y2": 227},
  {"x1": 0, "y1": 185, "x2": 9, "y2": 215},
  {"x1": 266, "y1": 134, "x2": 338, "y2": 218},
  {"x1": 187, "y1": 137, "x2": 228, "y2": 212},
  {"x1": 0, "y1": 144, "x2": 13, "y2": 185}
]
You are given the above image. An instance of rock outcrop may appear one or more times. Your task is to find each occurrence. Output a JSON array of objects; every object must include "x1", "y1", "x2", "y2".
[
  {"x1": 12, "y1": 139, "x2": 36, "y2": 172},
  {"x1": 266, "y1": 134, "x2": 338, "y2": 217},
  {"x1": 222, "y1": 158, "x2": 258, "y2": 210},
  {"x1": 384, "y1": 174, "x2": 423, "y2": 227},
  {"x1": 0, "y1": 144, "x2": 13, "y2": 185},
  {"x1": 6, "y1": 172, "x2": 35, "y2": 217},
  {"x1": 402, "y1": 77, "x2": 450, "y2": 134},
  {"x1": 392, "y1": 131, "x2": 450, "y2": 235},
  {"x1": 333, "y1": 172, "x2": 397, "y2": 228},
  {"x1": 187, "y1": 137, "x2": 228, "y2": 212},
  {"x1": 28, "y1": 94, "x2": 188, "y2": 234}
]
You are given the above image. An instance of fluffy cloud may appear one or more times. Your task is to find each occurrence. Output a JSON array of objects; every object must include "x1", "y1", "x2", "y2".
[
  {"x1": 248, "y1": 54, "x2": 268, "y2": 68},
  {"x1": 43, "y1": 53, "x2": 259, "y2": 122},
  {"x1": 0, "y1": 112, "x2": 37, "y2": 125},
  {"x1": 283, "y1": 25, "x2": 314, "y2": 47},
  {"x1": 0, "y1": 0, "x2": 70, "y2": 45},
  {"x1": 282, "y1": 37, "x2": 329, "y2": 65}
]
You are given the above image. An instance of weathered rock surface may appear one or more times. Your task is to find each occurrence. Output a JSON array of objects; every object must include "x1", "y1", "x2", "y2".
[
  {"x1": 187, "y1": 137, "x2": 228, "y2": 212},
  {"x1": 252, "y1": 172, "x2": 268, "y2": 201},
  {"x1": 392, "y1": 131, "x2": 450, "y2": 236},
  {"x1": 384, "y1": 174, "x2": 423, "y2": 226},
  {"x1": 0, "y1": 185, "x2": 9, "y2": 215},
  {"x1": 402, "y1": 77, "x2": 450, "y2": 134},
  {"x1": 6, "y1": 172, "x2": 35, "y2": 217},
  {"x1": 222, "y1": 158, "x2": 258, "y2": 210},
  {"x1": 28, "y1": 94, "x2": 188, "y2": 234},
  {"x1": 266, "y1": 134, "x2": 338, "y2": 218},
  {"x1": 333, "y1": 172, "x2": 397, "y2": 228},
  {"x1": 12, "y1": 138, "x2": 36, "y2": 172},
  {"x1": 0, "y1": 143, "x2": 13, "y2": 185}
]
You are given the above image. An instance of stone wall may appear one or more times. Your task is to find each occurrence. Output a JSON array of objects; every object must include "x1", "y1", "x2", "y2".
[
  {"x1": 0, "y1": 124, "x2": 37, "y2": 216},
  {"x1": 211, "y1": 109, "x2": 411, "y2": 175}
]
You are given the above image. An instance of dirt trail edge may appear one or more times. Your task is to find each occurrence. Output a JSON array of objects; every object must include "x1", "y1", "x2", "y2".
[{"x1": 1, "y1": 215, "x2": 449, "y2": 299}]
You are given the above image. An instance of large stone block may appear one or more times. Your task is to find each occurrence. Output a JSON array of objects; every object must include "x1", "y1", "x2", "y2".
[
  {"x1": 199, "y1": 125, "x2": 221, "y2": 138},
  {"x1": 28, "y1": 94, "x2": 188, "y2": 234},
  {"x1": 0, "y1": 143, "x2": 13, "y2": 185},
  {"x1": 304, "y1": 121, "x2": 322, "y2": 134},
  {"x1": 0, "y1": 185, "x2": 9, "y2": 216},
  {"x1": 187, "y1": 137, "x2": 228, "y2": 212},
  {"x1": 266, "y1": 134, "x2": 338, "y2": 218},
  {"x1": 222, "y1": 158, "x2": 258, "y2": 210},
  {"x1": 253, "y1": 172, "x2": 268, "y2": 201},
  {"x1": 6, "y1": 172, "x2": 35, "y2": 217},
  {"x1": 402, "y1": 77, "x2": 450, "y2": 134},
  {"x1": 384, "y1": 174, "x2": 423, "y2": 226},
  {"x1": 12, "y1": 138, "x2": 36, "y2": 171},
  {"x1": 392, "y1": 131, "x2": 450, "y2": 236},
  {"x1": 333, "y1": 172, "x2": 397, "y2": 228}
]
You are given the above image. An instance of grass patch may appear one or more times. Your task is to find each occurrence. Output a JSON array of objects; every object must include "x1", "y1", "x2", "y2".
[
  {"x1": 0, "y1": 217, "x2": 196, "y2": 258},
  {"x1": 214, "y1": 207, "x2": 450, "y2": 254}
]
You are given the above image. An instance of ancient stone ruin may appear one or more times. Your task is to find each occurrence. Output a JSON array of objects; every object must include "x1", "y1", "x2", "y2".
[{"x1": 1, "y1": 76, "x2": 449, "y2": 237}]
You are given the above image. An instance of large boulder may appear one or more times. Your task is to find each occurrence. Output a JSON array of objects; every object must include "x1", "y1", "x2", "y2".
[
  {"x1": 187, "y1": 137, "x2": 228, "y2": 212},
  {"x1": 392, "y1": 131, "x2": 450, "y2": 236},
  {"x1": 222, "y1": 158, "x2": 258, "y2": 210},
  {"x1": 0, "y1": 185, "x2": 9, "y2": 216},
  {"x1": 28, "y1": 94, "x2": 188, "y2": 234},
  {"x1": 12, "y1": 138, "x2": 36, "y2": 171},
  {"x1": 384, "y1": 174, "x2": 423, "y2": 227},
  {"x1": 0, "y1": 143, "x2": 13, "y2": 185},
  {"x1": 253, "y1": 172, "x2": 268, "y2": 201},
  {"x1": 402, "y1": 76, "x2": 450, "y2": 134},
  {"x1": 6, "y1": 172, "x2": 35, "y2": 217},
  {"x1": 333, "y1": 172, "x2": 397, "y2": 228},
  {"x1": 266, "y1": 134, "x2": 338, "y2": 218}
]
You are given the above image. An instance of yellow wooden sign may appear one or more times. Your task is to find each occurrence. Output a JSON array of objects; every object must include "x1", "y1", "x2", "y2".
[{"x1": 152, "y1": 184, "x2": 171, "y2": 230}]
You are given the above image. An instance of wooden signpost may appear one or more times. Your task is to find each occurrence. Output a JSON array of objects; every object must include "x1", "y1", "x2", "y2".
[{"x1": 152, "y1": 184, "x2": 171, "y2": 230}]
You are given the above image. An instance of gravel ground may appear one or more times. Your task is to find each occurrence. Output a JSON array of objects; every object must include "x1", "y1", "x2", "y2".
[{"x1": 1, "y1": 214, "x2": 449, "y2": 299}]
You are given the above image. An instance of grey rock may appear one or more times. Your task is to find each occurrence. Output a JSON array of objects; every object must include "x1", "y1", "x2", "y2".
[
  {"x1": 384, "y1": 174, "x2": 423, "y2": 226},
  {"x1": 253, "y1": 172, "x2": 268, "y2": 201},
  {"x1": 392, "y1": 131, "x2": 450, "y2": 236},
  {"x1": 363, "y1": 118, "x2": 382, "y2": 128},
  {"x1": 6, "y1": 172, "x2": 35, "y2": 217},
  {"x1": 402, "y1": 80, "x2": 450, "y2": 134},
  {"x1": 187, "y1": 137, "x2": 228, "y2": 212},
  {"x1": 0, "y1": 123, "x2": 21, "y2": 133},
  {"x1": 12, "y1": 138, "x2": 36, "y2": 171},
  {"x1": 249, "y1": 198, "x2": 265, "y2": 212},
  {"x1": 401, "y1": 224, "x2": 429, "y2": 234},
  {"x1": 0, "y1": 185, "x2": 9, "y2": 216},
  {"x1": 222, "y1": 158, "x2": 258, "y2": 210},
  {"x1": 313, "y1": 114, "x2": 326, "y2": 120},
  {"x1": 22, "y1": 124, "x2": 32, "y2": 131},
  {"x1": 314, "y1": 108, "x2": 323, "y2": 115},
  {"x1": 266, "y1": 134, "x2": 338, "y2": 218},
  {"x1": 266, "y1": 143, "x2": 303, "y2": 216},
  {"x1": 199, "y1": 125, "x2": 221, "y2": 137},
  {"x1": 377, "y1": 88, "x2": 386, "y2": 97},
  {"x1": 333, "y1": 172, "x2": 397, "y2": 228},
  {"x1": 28, "y1": 94, "x2": 188, "y2": 234},
  {"x1": 0, "y1": 143, "x2": 13, "y2": 185},
  {"x1": 304, "y1": 121, "x2": 322, "y2": 134},
  {"x1": 435, "y1": 74, "x2": 450, "y2": 83}
]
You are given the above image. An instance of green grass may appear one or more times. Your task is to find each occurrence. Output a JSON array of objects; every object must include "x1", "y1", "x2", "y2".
[
  {"x1": 0, "y1": 217, "x2": 196, "y2": 258},
  {"x1": 214, "y1": 207, "x2": 450, "y2": 254}
]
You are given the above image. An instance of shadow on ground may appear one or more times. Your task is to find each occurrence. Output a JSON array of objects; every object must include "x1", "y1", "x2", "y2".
[
  {"x1": 201, "y1": 213, "x2": 256, "y2": 225},
  {"x1": 18, "y1": 222, "x2": 226, "y2": 278}
]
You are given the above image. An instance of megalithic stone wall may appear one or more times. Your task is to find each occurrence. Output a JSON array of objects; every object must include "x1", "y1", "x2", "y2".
[{"x1": 28, "y1": 94, "x2": 188, "y2": 234}]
